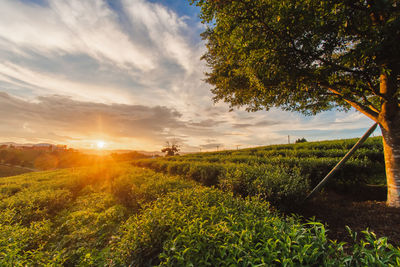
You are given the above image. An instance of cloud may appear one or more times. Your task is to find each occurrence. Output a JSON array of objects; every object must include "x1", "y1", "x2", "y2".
[
  {"x1": 232, "y1": 120, "x2": 279, "y2": 129},
  {"x1": 122, "y1": 0, "x2": 194, "y2": 71},
  {"x1": 232, "y1": 123, "x2": 253, "y2": 129},
  {"x1": 0, "y1": 62, "x2": 134, "y2": 104},
  {"x1": 0, "y1": 0, "x2": 206, "y2": 105},
  {"x1": 0, "y1": 0, "x2": 154, "y2": 70},
  {"x1": 189, "y1": 119, "x2": 226, "y2": 127},
  {"x1": 0, "y1": 92, "x2": 257, "y2": 150},
  {"x1": 0, "y1": 92, "x2": 188, "y2": 148},
  {"x1": 200, "y1": 143, "x2": 223, "y2": 150}
]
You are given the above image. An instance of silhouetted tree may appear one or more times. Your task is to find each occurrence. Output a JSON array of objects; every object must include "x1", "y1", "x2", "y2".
[
  {"x1": 295, "y1": 138, "x2": 308, "y2": 144},
  {"x1": 161, "y1": 141, "x2": 180, "y2": 156}
]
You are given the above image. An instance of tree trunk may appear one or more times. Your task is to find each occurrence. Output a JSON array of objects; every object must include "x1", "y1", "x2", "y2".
[
  {"x1": 380, "y1": 122, "x2": 400, "y2": 207},
  {"x1": 379, "y1": 72, "x2": 400, "y2": 207}
]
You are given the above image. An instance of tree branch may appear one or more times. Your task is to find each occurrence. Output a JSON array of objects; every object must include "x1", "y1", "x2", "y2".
[
  {"x1": 325, "y1": 86, "x2": 379, "y2": 121},
  {"x1": 367, "y1": 80, "x2": 384, "y2": 98}
]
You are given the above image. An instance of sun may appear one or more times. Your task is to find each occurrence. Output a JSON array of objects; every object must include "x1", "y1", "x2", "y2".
[{"x1": 96, "y1": 141, "x2": 105, "y2": 149}]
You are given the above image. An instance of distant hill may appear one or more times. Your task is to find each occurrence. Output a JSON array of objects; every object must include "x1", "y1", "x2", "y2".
[
  {"x1": 79, "y1": 148, "x2": 163, "y2": 156},
  {"x1": 0, "y1": 142, "x2": 33, "y2": 147},
  {"x1": 0, "y1": 142, "x2": 55, "y2": 147}
]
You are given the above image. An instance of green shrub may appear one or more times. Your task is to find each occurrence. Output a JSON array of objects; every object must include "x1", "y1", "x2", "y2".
[
  {"x1": 0, "y1": 189, "x2": 72, "y2": 224},
  {"x1": 0, "y1": 165, "x2": 197, "y2": 266},
  {"x1": 113, "y1": 187, "x2": 400, "y2": 266},
  {"x1": 344, "y1": 227, "x2": 400, "y2": 266},
  {"x1": 110, "y1": 168, "x2": 195, "y2": 209},
  {"x1": 221, "y1": 164, "x2": 309, "y2": 207},
  {"x1": 0, "y1": 220, "x2": 65, "y2": 266},
  {"x1": 53, "y1": 204, "x2": 126, "y2": 265},
  {"x1": 111, "y1": 175, "x2": 141, "y2": 210},
  {"x1": 0, "y1": 163, "x2": 398, "y2": 266},
  {"x1": 186, "y1": 163, "x2": 225, "y2": 186}
]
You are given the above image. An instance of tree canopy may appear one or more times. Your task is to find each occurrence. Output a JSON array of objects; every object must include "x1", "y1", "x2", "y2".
[
  {"x1": 161, "y1": 141, "x2": 180, "y2": 156},
  {"x1": 192, "y1": 0, "x2": 400, "y2": 121}
]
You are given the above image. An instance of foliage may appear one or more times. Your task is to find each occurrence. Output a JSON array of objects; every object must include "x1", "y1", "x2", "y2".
[
  {"x1": 0, "y1": 165, "x2": 30, "y2": 178},
  {"x1": 110, "y1": 151, "x2": 149, "y2": 162},
  {"x1": 0, "y1": 147, "x2": 117, "y2": 171},
  {"x1": 161, "y1": 141, "x2": 180, "y2": 157},
  {"x1": 295, "y1": 138, "x2": 308, "y2": 143},
  {"x1": 113, "y1": 187, "x2": 400, "y2": 266},
  {"x1": 0, "y1": 161, "x2": 398, "y2": 265},
  {"x1": 134, "y1": 137, "x2": 385, "y2": 206},
  {"x1": 0, "y1": 164, "x2": 194, "y2": 265},
  {"x1": 191, "y1": 0, "x2": 399, "y2": 121},
  {"x1": 221, "y1": 164, "x2": 309, "y2": 207},
  {"x1": 34, "y1": 154, "x2": 59, "y2": 170}
]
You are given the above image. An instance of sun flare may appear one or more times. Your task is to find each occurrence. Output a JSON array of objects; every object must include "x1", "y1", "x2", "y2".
[{"x1": 97, "y1": 141, "x2": 105, "y2": 149}]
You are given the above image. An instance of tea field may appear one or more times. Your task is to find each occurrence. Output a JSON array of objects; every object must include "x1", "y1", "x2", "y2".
[
  {"x1": 1, "y1": 138, "x2": 400, "y2": 266},
  {"x1": 134, "y1": 137, "x2": 385, "y2": 208}
]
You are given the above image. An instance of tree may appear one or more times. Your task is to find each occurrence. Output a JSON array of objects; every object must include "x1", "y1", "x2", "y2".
[
  {"x1": 295, "y1": 138, "x2": 308, "y2": 144},
  {"x1": 191, "y1": 0, "x2": 400, "y2": 206},
  {"x1": 34, "y1": 154, "x2": 58, "y2": 170},
  {"x1": 161, "y1": 141, "x2": 180, "y2": 156}
]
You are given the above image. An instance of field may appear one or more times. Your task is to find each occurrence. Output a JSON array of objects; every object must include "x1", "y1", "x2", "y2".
[
  {"x1": 1, "y1": 138, "x2": 400, "y2": 266},
  {"x1": 0, "y1": 165, "x2": 32, "y2": 178},
  {"x1": 134, "y1": 137, "x2": 400, "y2": 243},
  {"x1": 134, "y1": 137, "x2": 386, "y2": 206},
  {"x1": 0, "y1": 148, "x2": 149, "y2": 171}
]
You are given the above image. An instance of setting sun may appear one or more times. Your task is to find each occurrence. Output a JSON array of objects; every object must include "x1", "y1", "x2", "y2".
[{"x1": 97, "y1": 141, "x2": 105, "y2": 149}]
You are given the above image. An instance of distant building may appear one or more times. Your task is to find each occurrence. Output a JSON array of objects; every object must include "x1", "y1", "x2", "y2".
[
  {"x1": 54, "y1": 144, "x2": 67, "y2": 151},
  {"x1": 33, "y1": 144, "x2": 53, "y2": 151},
  {"x1": 20, "y1": 146, "x2": 34, "y2": 150}
]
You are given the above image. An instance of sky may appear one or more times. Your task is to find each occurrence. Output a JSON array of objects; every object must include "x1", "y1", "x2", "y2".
[{"x1": 0, "y1": 0, "x2": 379, "y2": 152}]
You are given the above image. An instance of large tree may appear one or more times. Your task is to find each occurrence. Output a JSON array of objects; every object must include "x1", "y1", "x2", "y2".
[{"x1": 191, "y1": 0, "x2": 400, "y2": 206}]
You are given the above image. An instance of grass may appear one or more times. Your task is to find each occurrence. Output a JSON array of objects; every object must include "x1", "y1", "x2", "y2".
[{"x1": 0, "y1": 165, "x2": 32, "y2": 178}]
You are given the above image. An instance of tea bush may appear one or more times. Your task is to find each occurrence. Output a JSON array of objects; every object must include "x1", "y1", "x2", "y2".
[
  {"x1": 0, "y1": 220, "x2": 65, "y2": 266},
  {"x1": 0, "y1": 164, "x2": 196, "y2": 265},
  {"x1": 113, "y1": 187, "x2": 400, "y2": 266},
  {"x1": 134, "y1": 136, "x2": 386, "y2": 206},
  {"x1": 0, "y1": 161, "x2": 397, "y2": 266},
  {"x1": 221, "y1": 164, "x2": 309, "y2": 207}
]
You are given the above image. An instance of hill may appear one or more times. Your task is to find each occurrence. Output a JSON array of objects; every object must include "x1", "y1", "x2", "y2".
[
  {"x1": 1, "y1": 156, "x2": 400, "y2": 265},
  {"x1": 135, "y1": 136, "x2": 386, "y2": 201},
  {"x1": 133, "y1": 136, "x2": 400, "y2": 244},
  {"x1": 0, "y1": 146, "x2": 150, "y2": 173}
]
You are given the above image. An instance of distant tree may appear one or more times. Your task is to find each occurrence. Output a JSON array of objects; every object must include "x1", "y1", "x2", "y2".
[
  {"x1": 192, "y1": 0, "x2": 400, "y2": 207},
  {"x1": 161, "y1": 141, "x2": 180, "y2": 156},
  {"x1": 34, "y1": 154, "x2": 58, "y2": 170},
  {"x1": 295, "y1": 138, "x2": 308, "y2": 144},
  {"x1": 111, "y1": 151, "x2": 149, "y2": 162},
  {"x1": 7, "y1": 155, "x2": 20, "y2": 166}
]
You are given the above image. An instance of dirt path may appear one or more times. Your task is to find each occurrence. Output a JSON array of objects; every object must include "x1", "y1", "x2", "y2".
[{"x1": 295, "y1": 190, "x2": 400, "y2": 246}]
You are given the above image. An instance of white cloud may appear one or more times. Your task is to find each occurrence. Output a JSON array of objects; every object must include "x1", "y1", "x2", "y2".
[
  {"x1": 0, "y1": 62, "x2": 134, "y2": 104},
  {"x1": 0, "y1": 0, "x2": 154, "y2": 70},
  {"x1": 123, "y1": 0, "x2": 193, "y2": 72}
]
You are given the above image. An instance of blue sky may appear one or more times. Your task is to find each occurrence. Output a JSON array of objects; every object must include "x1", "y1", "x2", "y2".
[{"x1": 0, "y1": 0, "x2": 378, "y2": 151}]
